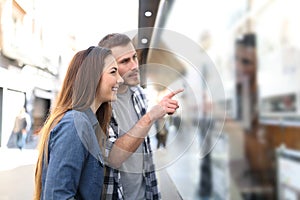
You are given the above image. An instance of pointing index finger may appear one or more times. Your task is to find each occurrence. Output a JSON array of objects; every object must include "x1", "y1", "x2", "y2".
[{"x1": 166, "y1": 88, "x2": 184, "y2": 98}]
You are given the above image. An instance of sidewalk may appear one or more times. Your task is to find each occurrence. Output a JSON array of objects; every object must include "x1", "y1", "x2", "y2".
[
  {"x1": 0, "y1": 123, "x2": 202, "y2": 200},
  {"x1": 0, "y1": 148, "x2": 38, "y2": 171},
  {"x1": 0, "y1": 148, "x2": 37, "y2": 200},
  {"x1": 152, "y1": 123, "x2": 202, "y2": 200}
]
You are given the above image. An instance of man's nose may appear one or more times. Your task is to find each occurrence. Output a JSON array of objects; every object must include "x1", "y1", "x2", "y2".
[{"x1": 129, "y1": 59, "x2": 138, "y2": 70}]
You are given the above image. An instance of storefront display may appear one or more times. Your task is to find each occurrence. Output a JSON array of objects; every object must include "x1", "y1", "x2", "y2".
[
  {"x1": 256, "y1": 0, "x2": 300, "y2": 125},
  {"x1": 277, "y1": 147, "x2": 300, "y2": 200}
]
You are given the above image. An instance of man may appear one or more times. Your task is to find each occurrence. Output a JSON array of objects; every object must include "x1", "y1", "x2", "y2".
[
  {"x1": 99, "y1": 33, "x2": 183, "y2": 200},
  {"x1": 155, "y1": 117, "x2": 169, "y2": 149},
  {"x1": 235, "y1": 33, "x2": 258, "y2": 131}
]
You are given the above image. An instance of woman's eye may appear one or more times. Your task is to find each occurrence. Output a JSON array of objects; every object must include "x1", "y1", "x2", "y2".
[{"x1": 110, "y1": 68, "x2": 117, "y2": 74}]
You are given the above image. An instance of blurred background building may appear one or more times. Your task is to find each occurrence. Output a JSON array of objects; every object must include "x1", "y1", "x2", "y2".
[
  {"x1": 1, "y1": 0, "x2": 300, "y2": 199},
  {"x1": 0, "y1": 0, "x2": 77, "y2": 148}
]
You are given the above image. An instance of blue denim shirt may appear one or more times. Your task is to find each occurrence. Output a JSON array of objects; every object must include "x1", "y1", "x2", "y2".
[{"x1": 41, "y1": 108, "x2": 104, "y2": 200}]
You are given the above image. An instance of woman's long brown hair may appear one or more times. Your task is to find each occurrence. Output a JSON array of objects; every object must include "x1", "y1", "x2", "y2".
[{"x1": 34, "y1": 46, "x2": 112, "y2": 199}]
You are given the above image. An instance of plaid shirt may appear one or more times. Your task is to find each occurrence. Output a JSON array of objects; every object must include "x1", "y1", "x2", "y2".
[{"x1": 102, "y1": 86, "x2": 161, "y2": 200}]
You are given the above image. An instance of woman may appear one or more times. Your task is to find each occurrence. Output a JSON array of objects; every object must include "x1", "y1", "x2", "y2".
[{"x1": 34, "y1": 46, "x2": 123, "y2": 199}]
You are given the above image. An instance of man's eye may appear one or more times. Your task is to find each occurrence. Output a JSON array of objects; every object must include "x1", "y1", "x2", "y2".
[{"x1": 120, "y1": 58, "x2": 129, "y2": 64}]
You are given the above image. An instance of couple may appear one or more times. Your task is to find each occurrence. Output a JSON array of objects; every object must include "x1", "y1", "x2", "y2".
[{"x1": 34, "y1": 33, "x2": 183, "y2": 200}]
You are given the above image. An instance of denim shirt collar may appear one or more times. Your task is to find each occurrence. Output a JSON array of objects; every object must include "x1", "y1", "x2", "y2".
[
  {"x1": 74, "y1": 108, "x2": 104, "y2": 165},
  {"x1": 83, "y1": 108, "x2": 98, "y2": 128}
]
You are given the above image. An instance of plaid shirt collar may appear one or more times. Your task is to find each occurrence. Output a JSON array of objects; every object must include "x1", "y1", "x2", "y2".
[{"x1": 102, "y1": 86, "x2": 161, "y2": 200}]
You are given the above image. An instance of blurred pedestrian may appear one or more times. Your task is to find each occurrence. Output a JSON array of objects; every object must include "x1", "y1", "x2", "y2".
[
  {"x1": 34, "y1": 46, "x2": 123, "y2": 200},
  {"x1": 155, "y1": 117, "x2": 169, "y2": 149},
  {"x1": 235, "y1": 33, "x2": 258, "y2": 131},
  {"x1": 99, "y1": 33, "x2": 183, "y2": 200},
  {"x1": 198, "y1": 93, "x2": 213, "y2": 200},
  {"x1": 7, "y1": 106, "x2": 31, "y2": 149}
]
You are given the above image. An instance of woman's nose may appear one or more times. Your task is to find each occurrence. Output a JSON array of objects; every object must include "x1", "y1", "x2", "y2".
[{"x1": 117, "y1": 72, "x2": 124, "y2": 84}]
